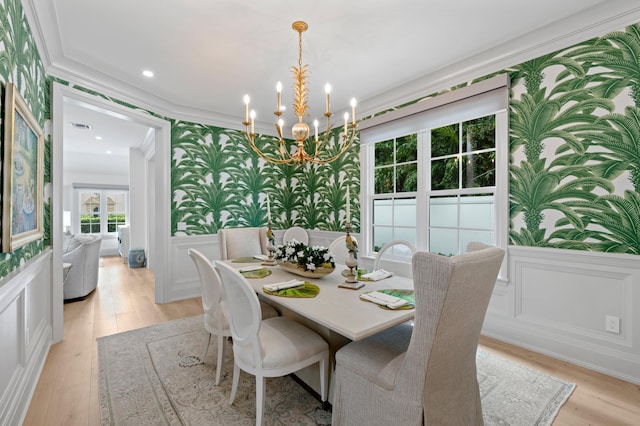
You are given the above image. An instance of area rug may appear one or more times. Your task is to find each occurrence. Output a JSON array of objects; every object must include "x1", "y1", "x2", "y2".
[{"x1": 98, "y1": 315, "x2": 575, "y2": 425}]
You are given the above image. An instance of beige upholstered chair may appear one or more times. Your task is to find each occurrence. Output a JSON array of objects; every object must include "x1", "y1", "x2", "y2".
[
  {"x1": 218, "y1": 227, "x2": 269, "y2": 260},
  {"x1": 214, "y1": 261, "x2": 329, "y2": 426},
  {"x1": 373, "y1": 239, "x2": 417, "y2": 277},
  {"x1": 332, "y1": 242, "x2": 505, "y2": 426},
  {"x1": 329, "y1": 235, "x2": 357, "y2": 265},
  {"x1": 282, "y1": 226, "x2": 309, "y2": 244},
  {"x1": 188, "y1": 249, "x2": 277, "y2": 385}
]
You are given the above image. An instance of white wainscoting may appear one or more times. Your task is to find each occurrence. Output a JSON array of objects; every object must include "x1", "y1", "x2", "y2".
[
  {"x1": 483, "y1": 245, "x2": 640, "y2": 384},
  {"x1": 0, "y1": 250, "x2": 53, "y2": 425}
]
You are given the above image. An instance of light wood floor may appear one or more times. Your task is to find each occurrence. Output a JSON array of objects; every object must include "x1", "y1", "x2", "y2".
[{"x1": 23, "y1": 256, "x2": 640, "y2": 425}]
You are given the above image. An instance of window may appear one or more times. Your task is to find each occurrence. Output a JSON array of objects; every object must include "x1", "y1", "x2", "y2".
[
  {"x1": 77, "y1": 188, "x2": 128, "y2": 235},
  {"x1": 360, "y1": 75, "x2": 508, "y2": 269}
]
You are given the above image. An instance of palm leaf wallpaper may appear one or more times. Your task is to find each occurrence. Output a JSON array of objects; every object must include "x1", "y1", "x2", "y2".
[
  {"x1": 509, "y1": 22, "x2": 640, "y2": 253},
  {"x1": 0, "y1": 0, "x2": 49, "y2": 278}
]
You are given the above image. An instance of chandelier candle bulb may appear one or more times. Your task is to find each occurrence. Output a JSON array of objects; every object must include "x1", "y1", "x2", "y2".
[
  {"x1": 250, "y1": 110, "x2": 256, "y2": 134},
  {"x1": 276, "y1": 81, "x2": 282, "y2": 112},
  {"x1": 314, "y1": 119, "x2": 319, "y2": 142},
  {"x1": 344, "y1": 112, "x2": 349, "y2": 135},
  {"x1": 325, "y1": 84, "x2": 331, "y2": 114},
  {"x1": 243, "y1": 95, "x2": 250, "y2": 123},
  {"x1": 351, "y1": 98, "x2": 357, "y2": 125}
]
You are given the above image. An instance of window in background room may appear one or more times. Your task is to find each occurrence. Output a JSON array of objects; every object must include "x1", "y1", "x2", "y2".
[{"x1": 78, "y1": 188, "x2": 128, "y2": 235}]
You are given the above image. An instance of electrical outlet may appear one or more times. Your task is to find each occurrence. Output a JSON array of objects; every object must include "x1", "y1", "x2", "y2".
[
  {"x1": 177, "y1": 222, "x2": 187, "y2": 231},
  {"x1": 605, "y1": 315, "x2": 620, "y2": 334}
]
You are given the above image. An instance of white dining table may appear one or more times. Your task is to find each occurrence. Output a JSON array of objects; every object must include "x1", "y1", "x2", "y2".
[
  {"x1": 222, "y1": 259, "x2": 415, "y2": 341},
  {"x1": 221, "y1": 259, "x2": 415, "y2": 400}
]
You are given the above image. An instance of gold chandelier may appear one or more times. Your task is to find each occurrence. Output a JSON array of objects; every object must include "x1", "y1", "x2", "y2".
[{"x1": 242, "y1": 21, "x2": 357, "y2": 165}]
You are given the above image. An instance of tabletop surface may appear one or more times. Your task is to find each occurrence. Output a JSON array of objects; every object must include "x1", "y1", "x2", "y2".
[{"x1": 222, "y1": 260, "x2": 414, "y2": 341}]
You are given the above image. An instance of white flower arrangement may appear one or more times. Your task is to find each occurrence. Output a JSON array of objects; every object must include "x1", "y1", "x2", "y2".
[{"x1": 274, "y1": 239, "x2": 335, "y2": 272}]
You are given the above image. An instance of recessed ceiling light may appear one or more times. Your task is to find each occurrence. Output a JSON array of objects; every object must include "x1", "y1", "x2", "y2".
[
  {"x1": 70, "y1": 122, "x2": 91, "y2": 130},
  {"x1": 106, "y1": 150, "x2": 112, "y2": 155},
  {"x1": 142, "y1": 70, "x2": 154, "y2": 78},
  {"x1": 95, "y1": 136, "x2": 102, "y2": 140}
]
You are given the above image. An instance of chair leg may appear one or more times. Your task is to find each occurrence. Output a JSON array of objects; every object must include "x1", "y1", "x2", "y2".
[
  {"x1": 229, "y1": 364, "x2": 240, "y2": 405},
  {"x1": 319, "y1": 356, "x2": 328, "y2": 402},
  {"x1": 203, "y1": 333, "x2": 212, "y2": 362},
  {"x1": 255, "y1": 375, "x2": 265, "y2": 426},
  {"x1": 214, "y1": 334, "x2": 225, "y2": 385}
]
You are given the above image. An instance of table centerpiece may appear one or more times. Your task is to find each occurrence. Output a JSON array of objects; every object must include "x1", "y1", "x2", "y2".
[{"x1": 274, "y1": 240, "x2": 336, "y2": 278}]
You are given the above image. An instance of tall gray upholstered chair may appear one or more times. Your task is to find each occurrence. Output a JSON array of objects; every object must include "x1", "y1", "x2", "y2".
[
  {"x1": 332, "y1": 242, "x2": 505, "y2": 426},
  {"x1": 214, "y1": 261, "x2": 329, "y2": 426},
  {"x1": 188, "y1": 248, "x2": 278, "y2": 385},
  {"x1": 218, "y1": 227, "x2": 269, "y2": 260}
]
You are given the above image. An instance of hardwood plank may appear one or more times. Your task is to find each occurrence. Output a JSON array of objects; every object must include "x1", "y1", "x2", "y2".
[{"x1": 23, "y1": 255, "x2": 640, "y2": 425}]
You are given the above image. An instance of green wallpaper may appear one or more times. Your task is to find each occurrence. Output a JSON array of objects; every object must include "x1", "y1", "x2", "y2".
[
  {"x1": 509, "y1": 23, "x2": 640, "y2": 253},
  {"x1": 171, "y1": 122, "x2": 360, "y2": 234},
  {"x1": 0, "y1": 0, "x2": 50, "y2": 278}
]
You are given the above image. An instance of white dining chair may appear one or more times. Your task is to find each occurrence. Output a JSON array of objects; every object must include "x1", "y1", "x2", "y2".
[
  {"x1": 329, "y1": 235, "x2": 358, "y2": 265},
  {"x1": 188, "y1": 248, "x2": 278, "y2": 385},
  {"x1": 373, "y1": 240, "x2": 417, "y2": 277},
  {"x1": 218, "y1": 227, "x2": 269, "y2": 260},
  {"x1": 282, "y1": 226, "x2": 309, "y2": 244},
  {"x1": 214, "y1": 261, "x2": 329, "y2": 426}
]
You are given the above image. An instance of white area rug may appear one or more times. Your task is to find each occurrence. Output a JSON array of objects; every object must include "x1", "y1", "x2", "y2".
[{"x1": 98, "y1": 315, "x2": 575, "y2": 425}]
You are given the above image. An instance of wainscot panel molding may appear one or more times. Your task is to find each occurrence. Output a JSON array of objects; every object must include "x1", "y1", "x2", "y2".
[
  {"x1": 483, "y1": 246, "x2": 640, "y2": 385},
  {"x1": 0, "y1": 250, "x2": 53, "y2": 426}
]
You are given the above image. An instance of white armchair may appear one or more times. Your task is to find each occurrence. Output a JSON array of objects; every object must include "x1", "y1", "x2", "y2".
[{"x1": 62, "y1": 234, "x2": 102, "y2": 300}]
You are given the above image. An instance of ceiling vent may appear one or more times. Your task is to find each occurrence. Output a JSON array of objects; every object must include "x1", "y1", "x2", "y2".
[{"x1": 70, "y1": 122, "x2": 91, "y2": 130}]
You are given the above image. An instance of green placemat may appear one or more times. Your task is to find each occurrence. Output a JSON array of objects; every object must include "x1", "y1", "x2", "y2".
[
  {"x1": 232, "y1": 257, "x2": 263, "y2": 263},
  {"x1": 240, "y1": 268, "x2": 272, "y2": 279},
  {"x1": 341, "y1": 268, "x2": 381, "y2": 282},
  {"x1": 362, "y1": 289, "x2": 415, "y2": 310},
  {"x1": 263, "y1": 282, "x2": 319, "y2": 298}
]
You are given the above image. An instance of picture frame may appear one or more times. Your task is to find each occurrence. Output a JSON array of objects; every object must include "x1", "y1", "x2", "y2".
[{"x1": 2, "y1": 82, "x2": 44, "y2": 252}]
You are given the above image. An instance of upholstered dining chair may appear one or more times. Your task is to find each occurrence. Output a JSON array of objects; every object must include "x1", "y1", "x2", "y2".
[
  {"x1": 329, "y1": 235, "x2": 358, "y2": 265},
  {"x1": 188, "y1": 248, "x2": 278, "y2": 385},
  {"x1": 331, "y1": 242, "x2": 505, "y2": 426},
  {"x1": 218, "y1": 227, "x2": 269, "y2": 260},
  {"x1": 214, "y1": 261, "x2": 329, "y2": 426},
  {"x1": 373, "y1": 239, "x2": 417, "y2": 277},
  {"x1": 282, "y1": 226, "x2": 309, "y2": 244}
]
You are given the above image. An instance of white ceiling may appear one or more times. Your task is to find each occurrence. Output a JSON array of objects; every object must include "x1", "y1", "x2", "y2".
[{"x1": 24, "y1": 0, "x2": 640, "y2": 175}]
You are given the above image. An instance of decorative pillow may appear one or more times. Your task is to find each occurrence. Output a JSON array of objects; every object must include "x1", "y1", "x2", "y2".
[{"x1": 63, "y1": 235, "x2": 83, "y2": 253}]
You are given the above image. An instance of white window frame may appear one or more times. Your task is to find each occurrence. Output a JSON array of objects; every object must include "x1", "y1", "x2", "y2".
[
  {"x1": 73, "y1": 184, "x2": 129, "y2": 236},
  {"x1": 359, "y1": 75, "x2": 509, "y2": 282}
]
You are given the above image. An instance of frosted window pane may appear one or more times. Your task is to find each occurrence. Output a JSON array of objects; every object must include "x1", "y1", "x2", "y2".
[
  {"x1": 373, "y1": 199, "x2": 393, "y2": 226},
  {"x1": 394, "y1": 199, "x2": 416, "y2": 226},
  {"x1": 460, "y1": 230, "x2": 494, "y2": 252},
  {"x1": 394, "y1": 228, "x2": 416, "y2": 246},
  {"x1": 429, "y1": 228, "x2": 458, "y2": 256},
  {"x1": 460, "y1": 197, "x2": 494, "y2": 229},
  {"x1": 430, "y1": 197, "x2": 458, "y2": 227},
  {"x1": 373, "y1": 226, "x2": 393, "y2": 251}
]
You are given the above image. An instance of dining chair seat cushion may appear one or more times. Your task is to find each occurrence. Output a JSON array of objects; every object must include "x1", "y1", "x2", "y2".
[
  {"x1": 236, "y1": 316, "x2": 329, "y2": 370},
  {"x1": 335, "y1": 323, "x2": 411, "y2": 391}
]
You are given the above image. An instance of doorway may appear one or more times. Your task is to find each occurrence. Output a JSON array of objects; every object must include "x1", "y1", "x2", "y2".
[{"x1": 51, "y1": 83, "x2": 172, "y2": 342}]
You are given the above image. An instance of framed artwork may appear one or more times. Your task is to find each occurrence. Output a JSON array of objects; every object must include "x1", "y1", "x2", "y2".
[{"x1": 2, "y1": 82, "x2": 44, "y2": 252}]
